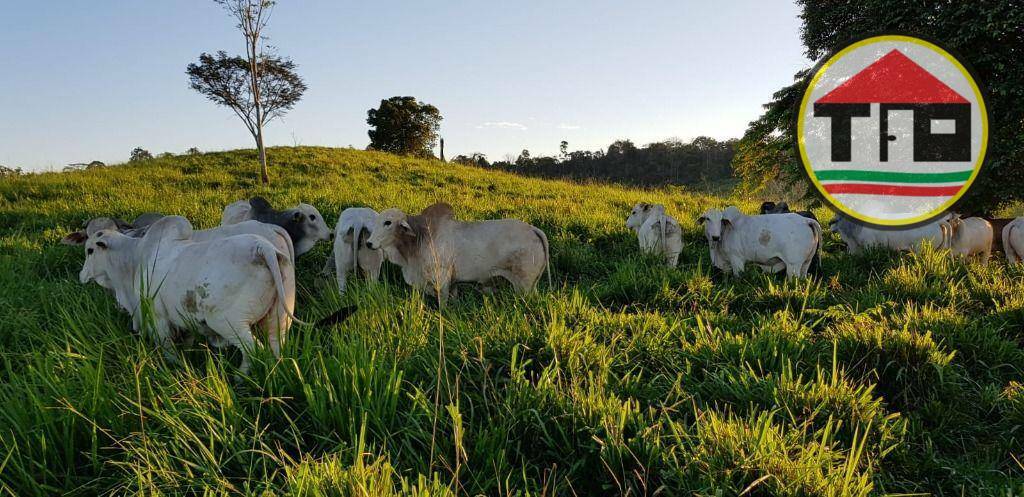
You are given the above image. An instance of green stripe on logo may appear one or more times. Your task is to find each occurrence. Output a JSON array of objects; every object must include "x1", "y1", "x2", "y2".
[{"x1": 814, "y1": 169, "x2": 973, "y2": 183}]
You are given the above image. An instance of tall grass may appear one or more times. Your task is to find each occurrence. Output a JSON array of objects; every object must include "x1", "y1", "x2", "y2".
[{"x1": 1, "y1": 146, "x2": 1022, "y2": 495}]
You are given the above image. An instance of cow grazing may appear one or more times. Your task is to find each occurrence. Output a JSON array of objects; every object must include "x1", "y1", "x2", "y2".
[
  {"x1": 1004, "y1": 217, "x2": 1024, "y2": 264},
  {"x1": 326, "y1": 207, "x2": 383, "y2": 294},
  {"x1": 220, "y1": 196, "x2": 332, "y2": 256},
  {"x1": 947, "y1": 215, "x2": 993, "y2": 264},
  {"x1": 758, "y1": 201, "x2": 821, "y2": 274},
  {"x1": 364, "y1": 203, "x2": 551, "y2": 304},
  {"x1": 698, "y1": 206, "x2": 820, "y2": 279},
  {"x1": 625, "y1": 203, "x2": 683, "y2": 266},
  {"x1": 79, "y1": 216, "x2": 299, "y2": 373},
  {"x1": 829, "y1": 214, "x2": 952, "y2": 254}
]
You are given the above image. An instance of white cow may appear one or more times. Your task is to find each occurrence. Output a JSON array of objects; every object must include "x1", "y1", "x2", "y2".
[
  {"x1": 947, "y1": 215, "x2": 993, "y2": 264},
  {"x1": 625, "y1": 203, "x2": 683, "y2": 266},
  {"x1": 326, "y1": 207, "x2": 384, "y2": 294},
  {"x1": 221, "y1": 197, "x2": 332, "y2": 256},
  {"x1": 79, "y1": 216, "x2": 300, "y2": 373},
  {"x1": 365, "y1": 203, "x2": 551, "y2": 304},
  {"x1": 829, "y1": 214, "x2": 952, "y2": 254},
  {"x1": 698, "y1": 206, "x2": 820, "y2": 279},
  {"x1": 67, "y1": 218, "x2": 295, "y2": 321},
  {"x1": 1004, "y1": 217, "x2": 1024, "y2": 264}
]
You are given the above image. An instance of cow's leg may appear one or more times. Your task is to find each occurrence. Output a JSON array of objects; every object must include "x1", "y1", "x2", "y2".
[
  {"x1": 153, "y1": 318, "x2": 178, "y2": 364},
  {"x1": 784, "y1": 259, "x2": 803, "y2": 279},
  {"x1": 981, "y1": 248, "x2": 991, "y2": 265},
  {"x1": 728, "y1": 256, "x2": 745, "y2": 277},
  {"x1": 260, "y1": 305, "x2": 286, "y2": 359},
  {"x1": 321, "y1": 253, "x2": 336, "y2": 276},
  {"x1": 208, "y1": 318, "x2": 257, "y2": 375},
  {"x1": 362, "y1": 252, "x2": 382, "y2": 283}
]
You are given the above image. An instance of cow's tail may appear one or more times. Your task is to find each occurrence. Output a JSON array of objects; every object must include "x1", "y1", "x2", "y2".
[
  {"x1": 809, "y1": 219, "x2": 822, "y2": 270},
  {"x1": 258, "y1": 242, "x2": 310, "y2": 326},
  {"x1": 533, "y1": 227, "x2": 552, "y2": 288},
  {"x1": 1005, "y1": 221, "x2": 1020, "y2": 264}
]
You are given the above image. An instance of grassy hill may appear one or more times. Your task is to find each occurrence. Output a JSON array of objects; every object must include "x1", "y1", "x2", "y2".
[{"x1": 1, "y1": 146, "x2": 1023, "y2": 496}]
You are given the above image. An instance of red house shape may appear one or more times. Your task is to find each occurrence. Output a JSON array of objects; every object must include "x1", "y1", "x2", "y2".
[{"x1": 813, "y1": 49, "x2": 971, "y2": 162}]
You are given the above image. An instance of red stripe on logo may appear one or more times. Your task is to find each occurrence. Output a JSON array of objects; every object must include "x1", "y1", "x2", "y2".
[{"x1": 823, "y1": 183, "x2": 962, "y2": 196}]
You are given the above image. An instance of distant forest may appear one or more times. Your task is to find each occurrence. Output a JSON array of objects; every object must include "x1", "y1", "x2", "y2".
[{"x1": 452, "y1": 136, "x2": 736, "y2": 186}]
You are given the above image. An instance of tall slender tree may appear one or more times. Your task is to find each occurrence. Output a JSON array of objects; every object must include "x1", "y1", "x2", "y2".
[{"x1": 188, "y1": 0, "x2": 306, "y2": 184}]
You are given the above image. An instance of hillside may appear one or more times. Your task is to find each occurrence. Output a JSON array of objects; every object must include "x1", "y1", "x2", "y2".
[{"x1": 1, "y1": 146, "x2": 1023, "y2": 496}]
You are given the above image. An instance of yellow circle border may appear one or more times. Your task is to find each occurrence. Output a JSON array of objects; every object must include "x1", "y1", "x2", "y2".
[{"x1": 797, "y1": 34, "x2": 988, "y2": 226}]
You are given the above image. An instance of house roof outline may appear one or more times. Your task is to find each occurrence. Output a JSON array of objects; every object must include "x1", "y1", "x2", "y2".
[{"x1": 815, "y1": 49, "x2": 968, "y2": 105}]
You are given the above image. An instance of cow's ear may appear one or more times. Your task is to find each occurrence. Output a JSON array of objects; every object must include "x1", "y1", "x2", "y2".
[
  {"x1": 343, "y1": 226, "x2": 354, "y2": 243},
  {"x1": 400, "y1": 220, "x2": 415, "y2": 236},
  {"x1": 696, "y1": 215, "x2": 707, "y2": 225},
  {"x1": 62, "y1": 230, "x2": 88, "y2": 245},
  {"x1": 642, "y1": 204, "x2": 650, "y2": 212},
  {"x1": 292, "y1": 211, "x2": 303, "y2": 222},
  {"x1": 722, "y1": 206, "x2": 742, "y2": 226},
  {"x1": 249, "y1": 196, "x2": 273, "y2": 213}
]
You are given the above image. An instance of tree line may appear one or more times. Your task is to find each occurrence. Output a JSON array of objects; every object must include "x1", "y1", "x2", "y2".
[{"x1": 453, "y1": 137, "x2": 735, "y2": 186}]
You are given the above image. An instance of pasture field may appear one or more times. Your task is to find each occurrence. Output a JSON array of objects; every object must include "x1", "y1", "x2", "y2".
[{"x1": 2, "y1": 146, "x2": 1024, "y2": 496}]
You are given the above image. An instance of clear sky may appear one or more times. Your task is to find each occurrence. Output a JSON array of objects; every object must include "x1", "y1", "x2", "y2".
[{"x1": 1, "y1": 1, "x2": 810, "y2": 171}]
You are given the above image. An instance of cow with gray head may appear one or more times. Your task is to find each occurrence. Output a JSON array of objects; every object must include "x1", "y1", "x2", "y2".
[{"x1": 220, "y1": 196, "x2": 332, "y2": 256}]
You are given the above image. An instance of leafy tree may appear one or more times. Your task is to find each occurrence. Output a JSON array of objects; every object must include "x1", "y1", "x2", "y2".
[
  {"x1": 559, "y1": 140, "x2": 569, "y2": 160},
  {"x1": 129, "y1": 147, "x2": 153, "y2": 162},
  {"x1": 188, "y1": 0, "x2": 306, "y2": 185},
  {"x1": 452, "y1": 153, "x2": 490, "y2": 168},
  {"x1": 186, "y1": 147, "x2": 202, "y2": 156},
  {"x1": 734, "y1": 1, "x2": 1024, "y2": 213},
  {"x1": 86, "y1": 161, "x2": 106, "y2": 169},
  {"x1": 366, "y1": 97, "x2": 442, "y2": 157}
]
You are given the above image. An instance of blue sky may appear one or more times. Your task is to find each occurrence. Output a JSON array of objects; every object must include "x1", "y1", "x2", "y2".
[{"x1": 1, "y1": 1, "x2": 810, "y2": 171}]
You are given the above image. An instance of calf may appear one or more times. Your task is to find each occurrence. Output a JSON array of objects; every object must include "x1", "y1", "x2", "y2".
[
  {"x1": 699, "y1": 206, "x2": 820, "y2": 279},
  {"x1": 759, "y1": 201, "x2": 821, "y2": 274},
  {"x1": 829, "y1": 214, "x2": 951, "y2": 254},
  {"x1": 326, "y1": 207, "x2": 384, "y2": 294},
  {"x1": 365, "y1": 203, "x2": 550, "y2": 304},
  {"x1": 1004, "y1": 217, "x2": 1024, "y2": 264},
  {"x1": 79, "y1": 216, "x2": 299, "y2": 373},
  {"x1": 220, "y1": 196, "x2": 332, "y2": 256},
  {"x1": 947, "y1": 215, "x2": 993, "y2": 264},
  {"x1": 625, "y1": 203, "x2": 683, "y2": 266}
]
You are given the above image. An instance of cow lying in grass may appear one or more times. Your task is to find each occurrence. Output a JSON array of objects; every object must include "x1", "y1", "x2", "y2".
[
  {"x1": 829, "y1": 214, "x2": 951, "y2": 254},
  {"x1": 78, "y1": 216, "x2": 299, "y2": 373},
  {"x1": 947, "y1": 215, "x2": 993, "y2": 264},
  {"x1": 365, "y1": 203, "x2": 551, "y2": 305},
  {"x1": 221, "y1": 196, "x2": 332, "y2": 256}
]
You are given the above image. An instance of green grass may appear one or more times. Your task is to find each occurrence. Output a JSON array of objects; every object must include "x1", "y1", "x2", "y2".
[{"x1": 1, "y1": 146, "x2": 1023, "y2": 496}]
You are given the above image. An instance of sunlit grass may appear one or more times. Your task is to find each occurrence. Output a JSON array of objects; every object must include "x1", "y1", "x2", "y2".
[{"x1": 1, "y1": 146, "x2": 1022, "y2": 495}]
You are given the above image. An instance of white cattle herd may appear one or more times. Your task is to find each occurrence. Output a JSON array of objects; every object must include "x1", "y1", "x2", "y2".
[{"x1": 61, "y1": 197, "x2": 1024, "y2": 374}]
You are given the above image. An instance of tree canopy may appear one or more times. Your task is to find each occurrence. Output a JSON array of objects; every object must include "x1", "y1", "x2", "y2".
[
  {"x1": 366, "y1": 97, "x2": 443, "y2": 157},
  {"x1": 733, "y1": 0, "x2": 1023, "y2": 213}
]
